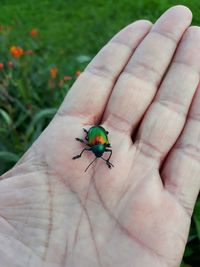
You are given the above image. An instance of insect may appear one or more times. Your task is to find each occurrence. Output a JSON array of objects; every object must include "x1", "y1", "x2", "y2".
[{"x1": 72, "y1": 125, "x2": 114, "y2": 172}]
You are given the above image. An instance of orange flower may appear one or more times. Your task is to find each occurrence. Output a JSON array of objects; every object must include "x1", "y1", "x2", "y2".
[
  {"x1": 63, "y1": 75, "x2": 72, "y2": 81},
  {"x1": 75, "y1": 70, "x2": 81, "y2": 77},
  {"x1": 50, "y1": 67, "x2": 58, "y2": 79},
  {"x1": 48, "y1": 79, "x2": 55, "y2": 89},
  {"x1": 0, "y1": 63, "x2": 4, "y2": 70},
  {"x1": 7, "y1": 61, "x2": 13, "y2": 68},
  {"x1": 58, "y1": 80, "x2": 64, "y2": 87},
  {"x1": 10, "y1": 46, "x2": 24, "y2": 58},
  {"x1": 30, "y1": 28, "x2": 38, "y2": 37}
]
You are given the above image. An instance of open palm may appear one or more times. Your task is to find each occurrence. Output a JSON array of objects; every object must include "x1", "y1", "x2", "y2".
[{"x1": 1, "y1": 5, "x2": 200, "y2": 267}]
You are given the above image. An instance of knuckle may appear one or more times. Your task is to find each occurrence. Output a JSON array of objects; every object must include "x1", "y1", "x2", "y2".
[{"x1": 176, "y1": 142, "x2": 200, "y2": 162}]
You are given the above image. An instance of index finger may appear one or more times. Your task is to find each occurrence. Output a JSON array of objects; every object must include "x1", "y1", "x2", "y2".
[{"x1": 57, "y1": 20, "x2": 152, "y2": 124}]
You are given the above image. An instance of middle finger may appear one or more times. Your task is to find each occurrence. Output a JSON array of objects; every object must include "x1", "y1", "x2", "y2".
[{"x1": 102, "y1": 6, "x2": 192, "y2": 135}]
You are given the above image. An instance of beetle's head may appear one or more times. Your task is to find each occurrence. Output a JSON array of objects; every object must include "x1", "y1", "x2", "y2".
[{"x1": 91, "y1": 144, "x2": 105, "y2": 157}]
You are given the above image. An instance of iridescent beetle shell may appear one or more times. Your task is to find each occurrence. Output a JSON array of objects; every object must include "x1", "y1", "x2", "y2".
[
  {"x1": 72, "y1": 125, "x2": 114, "y2": 172},
  {"x1": 88, "y1": 125, "x2": 109, "y2": 146}
]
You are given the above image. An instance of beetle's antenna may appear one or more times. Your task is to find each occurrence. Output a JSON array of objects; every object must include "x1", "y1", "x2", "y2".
[{"x1": 85, "y1": 157, "x2": 97, "y2": 172}]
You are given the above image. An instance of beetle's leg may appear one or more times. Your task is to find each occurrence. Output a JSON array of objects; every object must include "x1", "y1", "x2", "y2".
[
  {"x1": 75, "y1": 137, "x2": 90, "y2": 146},
  {"x1": 106, "y1": 143, "x2": 111, "y2": 147},
  {"x1": 83, "y1": 128, "x2": 89, "y2": 141},
  {"x1": 101, "y1": 156, "x2": 114, "y2": 168},
  {"x1": 72, "y1": 148, "x2": 91, "y2": 160},
  {"x1": 75, "y1": 137, "x2": 84, "y2": 143},
  {"x1": 103, "y1": 148, "x2": 114, "y2": 168},
  {"x1": 105, "y1": 148, "x2": 112, "y2": 161},
  {"x1": 75, "y1": 138, "x2": 87, "y2": 145}
]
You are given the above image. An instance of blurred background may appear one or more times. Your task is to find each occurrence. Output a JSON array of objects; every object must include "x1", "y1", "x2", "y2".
[{"x1": 0, "y1": 0, "x2": 199, "y2": 266}]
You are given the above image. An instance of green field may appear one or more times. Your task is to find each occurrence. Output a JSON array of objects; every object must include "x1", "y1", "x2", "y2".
[
  {"x1": 0, "y1": 0, "x2": 199, "y2": 63},
  {"x1": 0, "y1": 0, "x2": 200, "y2": 266}
]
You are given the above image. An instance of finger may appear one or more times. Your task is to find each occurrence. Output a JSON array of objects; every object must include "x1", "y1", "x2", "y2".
[
  {"x1": 57, "y1": 20, "x2": 152, "y2": 124},
  {"x1": 162, "y1": 83, "x2": 200, "y2": 216},
  {"x1": 135, "y1": 26, "x2": 200, "y2": 165},
  {"x1": 102, "y1": 5, "x2": 192, "y2": 134}
]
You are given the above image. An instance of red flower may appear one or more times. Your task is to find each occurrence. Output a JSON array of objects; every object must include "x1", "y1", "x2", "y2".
[
  {"x1": 30, "y1": 28, "x2": 38, "y2": 37},
  {"x1": 7, "y1": 61, "x2": 13, "y2": 68},
  {"x1": 0, "y1": 63, "x2": 4, "y2": 70},
  {"x1": 75, "y1": 70, "x2": 81, "y2": 77},
  {"x1": 25, "y1": 49, "x2": 34, "y2": 55},
  {"x1": 58, "y1": 80, "x2": 64, "y2": 87},
  {"x1": 48, "y1": 79, "x2": 55, "y2": 89},
  {"x1": 63, "y1": 75, "x2": 72, "y2": 81}
]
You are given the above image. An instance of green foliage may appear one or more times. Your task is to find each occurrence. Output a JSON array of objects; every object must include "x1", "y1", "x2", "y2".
[
  {"x1": 0, "y1": 1, "x2": 199, "y2": 266},
  {"x1": 0, "y1": 22, "x2": 89, "y2": 174}
]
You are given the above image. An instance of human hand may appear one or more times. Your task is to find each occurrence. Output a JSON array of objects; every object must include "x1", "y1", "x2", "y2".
[{"x1": 1, "y1": 5, "x2": 200, "y2": 267}]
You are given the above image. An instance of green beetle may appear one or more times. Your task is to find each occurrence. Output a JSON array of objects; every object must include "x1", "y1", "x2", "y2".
[{"x1": 72, "y1": 125, "x2": 114, "y2": 172}]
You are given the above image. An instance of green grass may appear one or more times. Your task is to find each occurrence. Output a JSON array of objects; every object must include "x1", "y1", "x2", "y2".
[
  {"x1": 0, "y1": 0, "x2": 199, "y2": 64},
  {"x1": 0, "y1": 0, "x2": 200, "y2": 266}
]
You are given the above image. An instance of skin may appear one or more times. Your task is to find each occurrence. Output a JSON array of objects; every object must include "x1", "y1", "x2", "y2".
[{"x1": 0, "y1": 5, "x2": 200, "y2": 267}]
